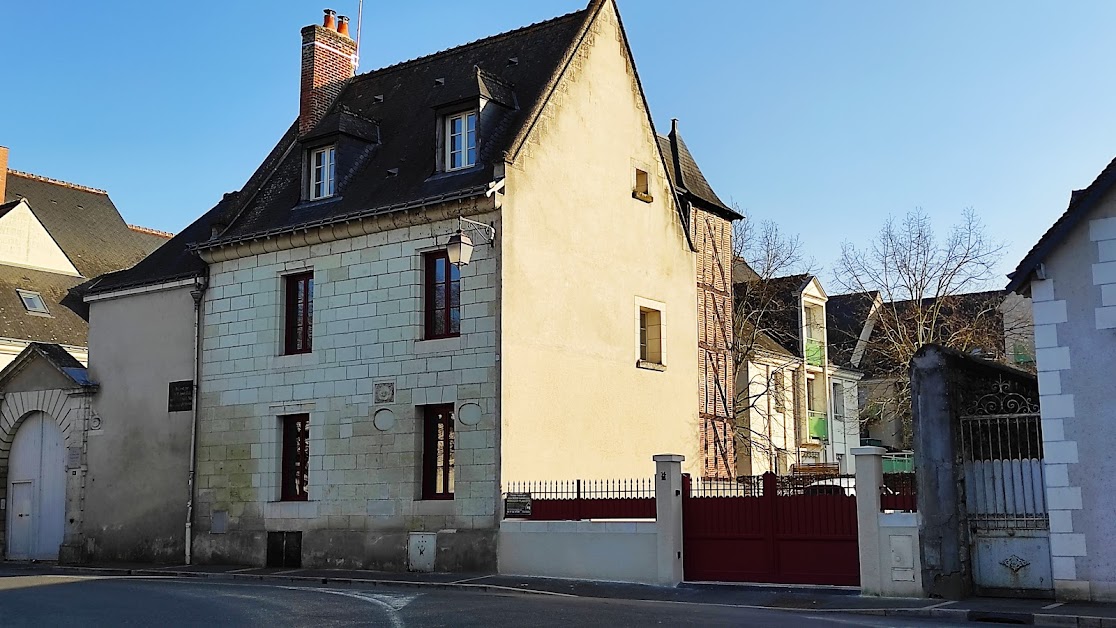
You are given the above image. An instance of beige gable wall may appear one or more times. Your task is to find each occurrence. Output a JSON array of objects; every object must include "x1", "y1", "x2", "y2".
[
  {"x1": 500, "y1": 0, "x2": 700, "y2": 480},
  {"x1": 0, "y1": 200, "x2": 80, "y2": 276}
]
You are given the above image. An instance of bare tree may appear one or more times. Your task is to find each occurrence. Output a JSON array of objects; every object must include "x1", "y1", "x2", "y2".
[
  {"x1": 831, "y1": 208, "x2": 1015, "y2": 447},
  {"x1": 730, "y1": 215, "x2": 816, "y2": 472}
]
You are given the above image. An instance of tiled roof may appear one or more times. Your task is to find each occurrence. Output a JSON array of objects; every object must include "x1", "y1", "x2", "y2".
[
  {"x1": 4, "y1": 170, "x2": 165, "y2": 278},
  {"x1": 1006, "y1": 155, "x2": 1116, "y2": 293}
]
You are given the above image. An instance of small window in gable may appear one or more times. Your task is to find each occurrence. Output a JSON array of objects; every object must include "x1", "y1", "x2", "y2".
[
  {"x1": 308, "y1": 146, "x2": 336, "y2": 200},
  {"x1": 633, "y1": 168, "x2": 652, "y2": 202},
  {"x1": 445, "y1": 111, "x2": 477, "y2": 171},
  {"x1": 17, "y1": 290, "x2": 49, "y2": 315}
]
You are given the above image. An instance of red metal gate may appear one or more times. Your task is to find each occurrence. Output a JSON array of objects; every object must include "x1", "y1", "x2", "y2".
[{"x1": 682, "y1": 472, "x2": 860, "y2": 585}]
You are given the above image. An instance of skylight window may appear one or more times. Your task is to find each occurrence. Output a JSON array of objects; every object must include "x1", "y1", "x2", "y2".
[{"x1": 17, "y1": 290, "x2": 49, "y2": 315}]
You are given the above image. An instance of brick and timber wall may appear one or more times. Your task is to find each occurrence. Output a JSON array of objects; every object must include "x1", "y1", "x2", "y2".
[
  {"x1": 692, "y1": 208, "x2": 735, "y2": 479},
  {"x1": 299, "y1": 24, "x2": 357, "y2": 136},
  {"x1": 193, "y1": 212, "x2": 500, "y2": 571}
]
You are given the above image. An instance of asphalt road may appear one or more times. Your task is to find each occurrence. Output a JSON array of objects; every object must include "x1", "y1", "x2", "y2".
[{"x1": 0, "y1": 574, "x2": 972, "y2": 627}]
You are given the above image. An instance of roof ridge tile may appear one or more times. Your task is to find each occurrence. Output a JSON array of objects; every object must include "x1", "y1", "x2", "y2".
[{"x1": 7, "y1": 169, "x2": 108, "y2": 195}]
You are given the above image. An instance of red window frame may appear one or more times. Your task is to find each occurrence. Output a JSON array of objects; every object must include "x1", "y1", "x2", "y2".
[
  {"x1": 424, "y1": 252, "x2": 460, "y2": 339},
  {"x1": 280, "y1": 414, "x2": 310, "y2": 502},
  {"x1": 421, "y1": 404, "x2": 455, "y2": 500},
  {"x1": 284, "y1": 272, "x2": 314, "y2": 354}
]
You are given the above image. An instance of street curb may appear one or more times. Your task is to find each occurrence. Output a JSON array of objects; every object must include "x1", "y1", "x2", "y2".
[
  {"x1": 12, "y1": 564, "x2": 1116, "y2": 625},
  {"x1": 19, "y1": 564, "x2": 573, "y2": 598}
]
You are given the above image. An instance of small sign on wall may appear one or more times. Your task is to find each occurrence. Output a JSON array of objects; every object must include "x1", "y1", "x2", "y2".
[
  {"x1": 168, "y1": 380, "x2": 194, "y2": 412},
  {"x1": 504, "y1": 492, "x2": 532, "y2": 518},
  {"x1": 66, "y1": 446, "x2": 82, "y2": 469}
]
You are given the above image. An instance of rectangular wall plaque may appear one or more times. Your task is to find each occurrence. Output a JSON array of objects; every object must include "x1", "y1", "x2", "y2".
[
  {"x1": 168, "y1": 380, "x2": 194, "y2": 412},
  {"x1": 504, "y1": 492, "x2": 532, "y2": 518}
]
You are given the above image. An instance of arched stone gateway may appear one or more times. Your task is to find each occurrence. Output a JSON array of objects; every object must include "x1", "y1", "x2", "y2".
[
  {"x1": 0, "y1": 344, "x2": 97, "y2": 563},
  {"x1": 6, "y1": 411, "x2": 66, "y2": 559}
]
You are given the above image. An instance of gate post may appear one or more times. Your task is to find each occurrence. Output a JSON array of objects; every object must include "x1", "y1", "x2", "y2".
[
  {"x1": 653, "y1": 454, "x2": 685, "y2": 586},
  {"x1": 853, "y1": 446, "x2": 885, "y2": 595}
]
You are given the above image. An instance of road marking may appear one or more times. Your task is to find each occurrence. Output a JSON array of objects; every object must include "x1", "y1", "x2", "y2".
[
  {"x1": 925, "y1": 601, "x2": 956, "y2": 609},
  {"x1": 270, "y1": 569, "x2": 304, "y2": 575},
  {"x1": 226, "y1": 568, "x2": 258, "y2": 573},
  {"x1": 450, "y1": 575, "x2": 490, "y2": 584},
  {"x1": 287, "y1": 587, "x2": 406, "y2": 628},
  {"x1": 1041, "y1": 602, "x2": 1064, "y2": 610}
]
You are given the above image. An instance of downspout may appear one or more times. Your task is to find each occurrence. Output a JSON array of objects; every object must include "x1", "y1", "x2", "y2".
[{"x1": 185, "y1": 275, "x2": 208, "y2": 564}]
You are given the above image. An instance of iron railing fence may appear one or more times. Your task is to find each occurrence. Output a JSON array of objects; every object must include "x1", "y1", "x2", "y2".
[
  {"x1": 959, "y1": 413, "x2": 1048, "y2": 529},
  {"x1": 504, "y1": 477, "x2": 655, "y2": 500},
  {"x1": 503, "y1": 478, "x2": 655, "y2": 521}
]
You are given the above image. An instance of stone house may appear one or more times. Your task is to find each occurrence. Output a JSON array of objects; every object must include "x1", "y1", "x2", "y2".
[
  {"x1": 1006, "y1": 154, "x2": 1116, "y2": 601},
  {"x1": 78, "y1": 0, "x2": 739, "y2": 571}
]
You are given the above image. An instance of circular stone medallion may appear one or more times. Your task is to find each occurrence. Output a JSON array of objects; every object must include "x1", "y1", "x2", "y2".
[
  {"x1": 373, "y1": 408, "x2": 396, "y2": 431},
  {"x1": 458, "y1": 402, "x2": 483, "y2": 426}
]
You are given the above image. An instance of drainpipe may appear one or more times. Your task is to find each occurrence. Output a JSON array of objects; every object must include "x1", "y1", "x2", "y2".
[{"x1": 185, "y1": 275, "x2": 208, "y2": 565}]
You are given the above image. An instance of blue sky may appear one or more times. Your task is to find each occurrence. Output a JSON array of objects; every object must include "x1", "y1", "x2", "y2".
[{"x1": 4, "y1": 0, "x2": 1116, "y2": 283}]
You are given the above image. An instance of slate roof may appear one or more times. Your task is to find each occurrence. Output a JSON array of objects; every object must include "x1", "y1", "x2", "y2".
[
  {"x1": 734, "y1": 274, "x2": 811, "y2": 357},
  {"x1": 0, "y1": 266, "x2": 88, "y2": 346},
  {"x1": 4, "y1": 171, "x2": 164, "y2": 278},
  {"x1": 206, "y1": 6, "x2": 594, "y2": 247},
  {"x1": 825, "y1": 291, "x2": 878, "y2": 369},
  {"x1": 658, "y1": 122, "x2": 742, "y2": 221},
  {"x1": 0, "y1": 341, "x2": 95, "y2": 389},
  {"x1": 1006, "y1": 155, "x2": 1116, "y2": 293}
]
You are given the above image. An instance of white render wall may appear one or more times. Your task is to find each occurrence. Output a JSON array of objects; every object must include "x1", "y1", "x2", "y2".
[
  {"x1": 195, "y1": 214, "x2": 500, "y2": 565},
  {"x1": 498, "y1": 520, "x2": 658, "y2": 584},
  {"x1": 1024, "y1": 186, "x2": 1116, "y2": 601}
]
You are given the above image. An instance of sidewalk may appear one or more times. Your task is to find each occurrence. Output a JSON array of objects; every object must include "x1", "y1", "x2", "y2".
[{"x1": 4, "y1": 561, "x2": 1116, "y2": 626}]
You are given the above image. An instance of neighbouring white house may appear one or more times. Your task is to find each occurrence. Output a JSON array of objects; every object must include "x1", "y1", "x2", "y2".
[
  {"x1": 1006, "y1": 154, "x2": 1116, "y2": 601},
  {"x1": 0, "y1": 149, "x2": 172, "y2": 562},
  {"x1": 0, "y1": 149, "x2": 170, "y2": 368},
  {"x1": 732, "y1": 270, "x2": 858, "y2": 475},
  {"x1": 67, "y1": 0, "x2": 740, "y2": 571}
]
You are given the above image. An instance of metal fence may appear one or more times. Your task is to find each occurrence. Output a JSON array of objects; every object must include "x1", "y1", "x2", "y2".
[
  {"x1": 503, "y1": 478, "x2": 655, "y2": 521},
  {"x1": 882, "y1": 472, "x2": 917, "y2": 512},
  {"x1": 959, "y1": 414, "x2": 1048, "y2": 529}
]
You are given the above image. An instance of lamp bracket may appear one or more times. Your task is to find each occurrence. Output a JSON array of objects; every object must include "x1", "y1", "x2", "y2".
[{"x1": 459, "y1": 216, "x2": 496, "y2": 247}]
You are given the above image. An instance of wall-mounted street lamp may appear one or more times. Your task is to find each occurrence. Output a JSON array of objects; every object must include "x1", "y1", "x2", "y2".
[{"x1": 447, "y1": 216, "x2": 495, "y2": 266}]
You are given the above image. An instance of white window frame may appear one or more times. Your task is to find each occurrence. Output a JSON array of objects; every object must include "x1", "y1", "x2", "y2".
[
  {"x1": 309, "y1": 146, "x2": 336, "y2": 200},
  {"x1": 16, "y1": 289, "x2": 49, "y2": 315},
  {"x1": 634, "y1": 297, "x2": 666, "y2": 369},
  {"x1": 444, "y1": 111, "x2": 477, "y2": 171}
]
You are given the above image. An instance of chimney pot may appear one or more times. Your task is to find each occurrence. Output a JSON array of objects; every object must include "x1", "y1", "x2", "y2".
[
  {"x1": 323, "y1": 8, "x2": 337, "y2": 30},
  {"x1": 337, "y1": 15, "x2": 351, "y2": 38}
]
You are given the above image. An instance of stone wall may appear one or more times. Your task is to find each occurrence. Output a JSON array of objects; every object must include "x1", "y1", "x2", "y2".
[{"x1": 193, "y1": 213, "x2": 500, "y2": 571}]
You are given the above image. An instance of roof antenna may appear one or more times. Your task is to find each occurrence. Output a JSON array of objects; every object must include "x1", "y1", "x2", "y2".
[{"x1": 355, "y1": 0, "x2": 364, "y2": 70}]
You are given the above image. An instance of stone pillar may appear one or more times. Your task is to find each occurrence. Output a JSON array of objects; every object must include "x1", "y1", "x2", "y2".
[
  {"x1": 654, "y1": 454, "x2": 685, "y2": 586},
  {"x1": 853, "y1": 446, "x2": 885, "y2": 595}
]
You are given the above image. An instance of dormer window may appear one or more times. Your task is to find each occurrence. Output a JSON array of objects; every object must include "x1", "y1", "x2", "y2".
[
  {"x1": 17, "y1": 290, "x2": 49, "y2": 315},
  {"x1": 445, "y1": 111, "x2": 477, "y2": 171},
  {"x1": 309, "y1": 145, "x2": 336, "y2": 200}
]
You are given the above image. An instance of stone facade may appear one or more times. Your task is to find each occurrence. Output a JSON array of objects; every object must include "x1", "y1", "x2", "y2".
[{"x1": 193, "y1": 213, "x2": 500, "y2": 570}]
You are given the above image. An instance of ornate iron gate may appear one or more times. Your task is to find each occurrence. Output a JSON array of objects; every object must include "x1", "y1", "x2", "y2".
[{"x1": 959, "y1": 377, "x2": 1053, "y2": 596}]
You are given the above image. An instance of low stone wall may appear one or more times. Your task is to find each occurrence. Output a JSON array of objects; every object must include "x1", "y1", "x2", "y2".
[{"x1": 498, "y1": 520, "x2": 658, "y2": 584}]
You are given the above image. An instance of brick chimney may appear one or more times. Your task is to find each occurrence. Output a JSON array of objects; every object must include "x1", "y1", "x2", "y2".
[
  {"x1": 300, "y1": 9, "x2": 358, "y2": 136},
  {"x1": 0, "y1": 146, "x2": 8, "y2": 203}
]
